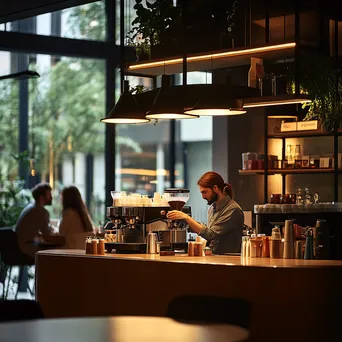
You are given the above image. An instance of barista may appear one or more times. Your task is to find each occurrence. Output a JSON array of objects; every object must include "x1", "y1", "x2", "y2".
[{"x1": 166, "y1": 171, "x2": 244, "y2": 254}]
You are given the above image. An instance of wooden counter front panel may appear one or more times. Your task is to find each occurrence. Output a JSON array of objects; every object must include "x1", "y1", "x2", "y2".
[{"x1": 36, "y1": 252, "x2": 342, "y2": 342}]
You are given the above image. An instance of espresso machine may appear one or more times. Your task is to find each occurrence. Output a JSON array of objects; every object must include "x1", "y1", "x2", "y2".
[{"x1": 104, "y1": 189, "x2": 191, "y2": 253}]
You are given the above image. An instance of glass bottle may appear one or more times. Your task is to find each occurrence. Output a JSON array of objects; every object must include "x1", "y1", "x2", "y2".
[
  {"x1": 286, "y1": 145, "x2": 293, "y2": 169},
  {"x1": 304, "y1": 186, "x2": 313, "y2": 204},
  {"x1": 294, "y1": 145, "x2": 302, "y2": 169},
  {"x1": 314, "y1": 192, "x2": 319, "y2": 204},
  {"x1": 296, "y1": 187, "x2": 304, "y2": 206}
]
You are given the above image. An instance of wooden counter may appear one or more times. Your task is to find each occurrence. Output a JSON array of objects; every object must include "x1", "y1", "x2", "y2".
[{"x1": 36, "y1": 250, "x2": 342, "y2": 342}]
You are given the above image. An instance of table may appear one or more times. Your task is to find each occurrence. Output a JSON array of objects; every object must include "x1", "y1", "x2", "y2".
[{"x1": 0, "y1": 316, "x2": 248, "y2": 342}]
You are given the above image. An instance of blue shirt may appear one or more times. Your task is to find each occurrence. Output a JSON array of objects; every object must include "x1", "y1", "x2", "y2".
[{"x1": 198, "y1": 195, "x2": 244, "y2": 254}]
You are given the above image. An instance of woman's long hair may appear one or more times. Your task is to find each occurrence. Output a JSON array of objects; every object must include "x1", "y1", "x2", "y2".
[
  {"x1": 197, "y1": 171, "x2": 234, "y2": 199},
  {"x1": 61, "y1": 186, "x2": 94, "y2": 232}
]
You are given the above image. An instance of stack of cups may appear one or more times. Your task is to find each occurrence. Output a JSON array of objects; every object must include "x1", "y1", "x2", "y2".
[
  {"x1": 241, "y1": 236, "x2": 249, "y2": 258},
  {"x1": 153, "y1": 192, "x2": 162, "y2": 206},
  {"x1": 283, "y1": 220, "x2": 295, "y2": 259},
  {"x1": 270, "y1": 227, "x2": 282, "y2": 258},
  {"x1": 295, "y1": 240, "x2": 303, "y2": 259},
  {"x1": 262, "y1": 236, "x2": 270, "y2": 257}
]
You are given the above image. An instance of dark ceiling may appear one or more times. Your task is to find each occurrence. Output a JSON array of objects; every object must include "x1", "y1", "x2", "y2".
[
  {"x1": 0, "y1": 0, "x2": 97, "y2": 24},
  {"x1": 1, "y1": 0, "x2": 341, "y2": 25}
]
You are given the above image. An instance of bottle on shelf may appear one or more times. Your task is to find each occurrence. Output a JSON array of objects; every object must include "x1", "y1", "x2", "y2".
[
  {"x1": 304, "y1": 186, "x2": 313, "y2": 204},
  {"x1": 286, "y1": 145, "x2": 294, "y2": 169},
  {"x1": 314, "y1": 192, "x2": 319, "y2": 204},
  {"x1": 296, "y1": 187, "x2": 304, "y2": 206},
  {"x1": 294, "y1": 145, "x2": 302, "y2": 169}
]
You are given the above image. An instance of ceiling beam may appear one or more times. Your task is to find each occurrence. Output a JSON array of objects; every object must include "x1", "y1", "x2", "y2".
[{"x1": 0, "y1": 30, "x2": 136, "y2": 62}]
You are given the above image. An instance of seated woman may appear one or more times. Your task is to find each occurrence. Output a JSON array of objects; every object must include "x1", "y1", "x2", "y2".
[{"x1": 58, "y1": 186, "x2": 94, "y2": 249}]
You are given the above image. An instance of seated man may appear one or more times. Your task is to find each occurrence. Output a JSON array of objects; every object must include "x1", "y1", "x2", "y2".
[{"x1": 15, "y1": 183, "x2": 64, "y2": 258}]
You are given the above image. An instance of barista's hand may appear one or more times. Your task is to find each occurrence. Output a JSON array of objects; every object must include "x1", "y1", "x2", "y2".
[{"x1": 166, "y1": 210, "x2": 189, "y2": 221}]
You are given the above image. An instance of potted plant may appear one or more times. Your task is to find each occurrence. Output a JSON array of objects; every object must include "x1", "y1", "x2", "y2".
[
  {"x1": 126, "y1": 35, "x2": 151, "y2": 62},
  {"x1": 127, "y1": 0, "x2": 240, "y2": 59},
  {"x1": 0, "y1": 153, "x2": 32, "y2": 229},
  {"x1": 126, "y1": 0, "x2": 181, "y2": 60},
  {"x1": 0, "y1": 177, "x2": 30, "y2": 228},
  {"x1": 287, "y1": 53, "x2": 341, "y2": 132}
]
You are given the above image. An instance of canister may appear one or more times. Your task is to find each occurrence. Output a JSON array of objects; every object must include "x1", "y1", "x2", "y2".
[{"x1": 146, "y1": 232, "x2": 158, "y2": 254}]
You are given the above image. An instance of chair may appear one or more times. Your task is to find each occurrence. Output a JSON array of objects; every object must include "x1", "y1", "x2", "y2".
[
  {"x1": 0, "y1": 300, "x2": 44, "y2": 321},
  {"x1": 0, "y1": 229, "x2": 35, "y2": 299},
  {"x1": 166, "y1": 295, "x2": 251, "y2": 329}
]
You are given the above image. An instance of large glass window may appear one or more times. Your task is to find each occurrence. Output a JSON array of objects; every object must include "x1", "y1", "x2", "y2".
[
  {"x1": 5, "y1": 1, "x2": 106, "y2": 41},
  {"x1": 0, "y1": 52, "x2": 19, "y2": 181},
  {"x1": 0, "y1": 49, "x2": 105, "y2": 227}
]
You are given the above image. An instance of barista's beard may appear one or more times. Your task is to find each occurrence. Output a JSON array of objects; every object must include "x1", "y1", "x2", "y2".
[{"x1": 207, "y1": 193, "x2": 218, "y2": 205}]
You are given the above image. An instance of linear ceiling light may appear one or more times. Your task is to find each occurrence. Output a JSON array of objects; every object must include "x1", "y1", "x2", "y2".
[
  {"x1": 268, "y1": 115, "x2": 298, "y2": 119},
  {"x1": 101, "y1": 80, "x2": 150, "y2": 124},
  {"x1": 243, "y1": 94, "x2": 312, "y2": 108},
  {"x1": 128, "y1": 42, "x2": 296, "y2": 71}
]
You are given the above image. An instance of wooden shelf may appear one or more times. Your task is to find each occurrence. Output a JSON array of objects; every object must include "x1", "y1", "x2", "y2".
[
  {"x1": 126, "y1": 42, "x2": 295, "y2": 76},
  {"x1": 267, "y1": 131, "x2": 336, "y2": 139},
  {"x1": 239, "y1": 168, "x2": 341, "y2": 175},
  {"x1": 254, "y1": 211, "x2": 341, "y2": 215}
]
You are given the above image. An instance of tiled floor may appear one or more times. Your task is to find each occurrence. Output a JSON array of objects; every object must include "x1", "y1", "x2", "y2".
[{"x1": 1, "y1": 266, "x2": 35, "y2": 300}]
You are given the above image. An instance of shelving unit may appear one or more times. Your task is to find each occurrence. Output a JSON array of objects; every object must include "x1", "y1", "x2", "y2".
[
  {"x1": 267, "y1": 131, "x2": 340, "y2": 139},
  {"x1": 239, "y1": 121, "x2": 341, "y2": 203},
  {"x1": 239, "y1": 168, "x2": 341, "y2": 175},
  {"x1": 125, "y1": 42, "x2": 296, "y2": 77}
]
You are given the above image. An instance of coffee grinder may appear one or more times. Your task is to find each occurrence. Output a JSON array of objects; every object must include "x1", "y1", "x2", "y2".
[{"x1": 151, "y1": 188, "x2": 190, "y2": 250}]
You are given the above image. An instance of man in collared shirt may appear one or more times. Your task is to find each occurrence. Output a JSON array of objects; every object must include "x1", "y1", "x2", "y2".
[
  {"x1": 167, "y1": 171, "x2": 244, "y2": 254},
  {"x1": 15, "y1": 183, "x2": 64, "y2": 258}
]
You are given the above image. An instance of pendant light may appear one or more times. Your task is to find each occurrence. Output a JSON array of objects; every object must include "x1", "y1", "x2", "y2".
[
  {"x1": 145, "y1": 75, "x2": 198, "y2": 120},
  {"x1": 101, "y1": 0, "x2": 149, "y2": 125},
  {"x1": 184, "y1": 84, "x2": 246, "y2": 116},
  {"x1": 100, "y1": 80, "x2": 150, "y2": 124},
  {"x1": 0, "y1": 70, "x2": 40, "y2": 81}
]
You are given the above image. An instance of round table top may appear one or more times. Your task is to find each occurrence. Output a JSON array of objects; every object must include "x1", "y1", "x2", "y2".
[{"x1": 0, "y1": 316, "x2": 248, "y2": 342}]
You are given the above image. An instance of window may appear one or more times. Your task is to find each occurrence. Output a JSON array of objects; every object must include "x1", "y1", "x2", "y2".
[
  {"x1": 5, "y1": 1, "x2": 106, "y2": 41},
  {"x1": 0, "y1": 51, "x2": 106, "y2": 225}
]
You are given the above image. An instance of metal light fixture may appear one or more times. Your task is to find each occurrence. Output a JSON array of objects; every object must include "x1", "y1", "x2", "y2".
[
  {"x1": 100, "y1": 80, "x2": 150, "y2": 124},
  {"x1": 0, "y1": 70, "x2": 40, "y2": 81},
  {"x1": 184, "y1": 84, "x2": 246, "y2": 116},
  {"x1": 243, "y1": 94, "x2": 311, "y2": 108},
  {"x1": 146, "y1": 75, "x2": 198, "y2": 120}
]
